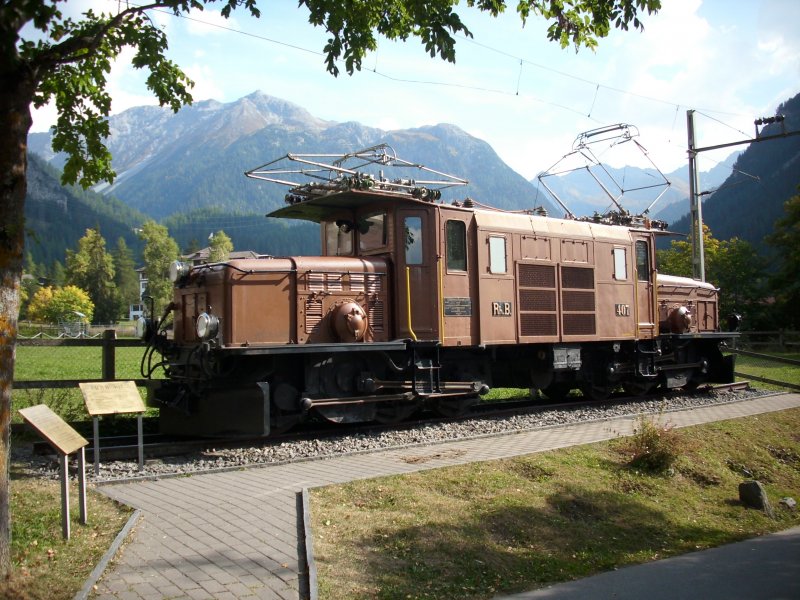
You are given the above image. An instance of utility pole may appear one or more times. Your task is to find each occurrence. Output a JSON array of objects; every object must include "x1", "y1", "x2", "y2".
[
  {"x1": 686, "y1": 110, "x2": 800, "y2": 282},
  {"x1": 686, "y1": 110, "x2": 704, "y2": 281}
]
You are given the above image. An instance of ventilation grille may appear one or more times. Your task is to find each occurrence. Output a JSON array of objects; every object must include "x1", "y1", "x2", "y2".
[
  {"x1": 308, "y1": 273, "x2": 343, "y2": 292},
  {"x1": 350, "y1": 273, "x2": 382, "y2": 293},
  {"x1": 519, "y1": 263, "x2": 556, "y2": 288},
  {"x1": 563, "y1": 314, "x2": 596, "y2": 336},
  {"x1": 369, "y1": 300, "x2": 385, "y2": 332},
  {"x1": 518, "y1": 263, "x2": 558, "y2": 338},
  {"x1": 561, "y1": 266, "x2": 596, "y2": 336},
  {"x1": 520, "y1": 289, "x2": 556, "y2": 312},
  {"x1": 305, "y1": 300, "x2": 323, "y2": 333},
  {"x1": 562, "y1": 291, "x2": 595, "y2": 312},
  {"x1": 521, "y1": 313, "x2": 558, "y2": 337},
  {"x1": 561, "y1": 266, "x2": 594, "y2": 289}
]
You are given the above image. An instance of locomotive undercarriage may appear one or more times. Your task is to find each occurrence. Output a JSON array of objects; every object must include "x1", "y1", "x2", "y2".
[
  {"x1": 147, "y1": 334, "x2": 734, "y2": 437},
  {"x1": 148, "y1": 341, "x2": 492, "y2": 436}
]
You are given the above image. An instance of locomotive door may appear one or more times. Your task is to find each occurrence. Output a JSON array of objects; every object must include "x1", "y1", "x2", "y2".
[
  {"x1": 634, "y1": 237, "x2": 656, "y2": 339},
  {"x1": 440, "y1": 210, "x2": 478, "y2": 346},
  {"x1": 396, "y1": 208, "x2": 439, "y2": 340}
]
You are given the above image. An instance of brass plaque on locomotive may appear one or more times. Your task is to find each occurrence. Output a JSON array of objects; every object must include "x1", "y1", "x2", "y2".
[{"x1": 444, "y1": 297, "x2": 472, "y2": 316}]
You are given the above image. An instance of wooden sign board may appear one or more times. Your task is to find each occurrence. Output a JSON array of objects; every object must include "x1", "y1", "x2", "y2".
[
  {"x1": 80, "y1": 381, "x2": 145, "y2": 416},
  {"x1": 18, "y1": 404, "x2": 88, "y2": 456}
]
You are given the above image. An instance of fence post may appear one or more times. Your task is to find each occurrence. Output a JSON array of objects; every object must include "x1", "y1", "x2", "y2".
[{"x1": 102, "y1": 329, "x2": 116, "y2": 381}]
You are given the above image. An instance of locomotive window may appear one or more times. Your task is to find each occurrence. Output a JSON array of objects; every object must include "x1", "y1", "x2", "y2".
[
  {"x1": 613, "y1": 248, "x2": 627, "y2": 280},
  {"x1": 404, "y1": 216, "x2": 423, "y2": 265},
  {"x1": 324, "y1": 221, "x2": 353, "y2": 256},
  {"x1": 636, "y1": 240, "x2": 650, "y2": 282},
  {"x1": 446, "y1": 220, "x2": 467, "y2": 271},
  {"x1": 358, "y1": 211, "x2": 387, "y2": 252},
  {"x1": 489, "y1": 236, "x2": 507, "y2": 274}
]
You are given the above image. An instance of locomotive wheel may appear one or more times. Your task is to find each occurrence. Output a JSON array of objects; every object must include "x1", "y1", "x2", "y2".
[
  {"x1": 543, "y1": 382, "x2": 573, "y2": 402},
  {"x1": 581, "y1": 383, "x2": 614, "y2": 402},
  {"x1": 374, "y1": 401, "x2": 420, "y2": 424},
  {"x1": 622, "y1": 381, "x2": 655, "y2": 397},
  {"x1": 432, "y1": 395, "x2": 478, "y2": 418}
]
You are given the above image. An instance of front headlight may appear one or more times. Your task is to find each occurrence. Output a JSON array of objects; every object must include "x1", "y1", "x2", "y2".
[
  {"x1": 196, "y1": 312, "x2": 219, "y2": 340},
  {"x1": 169, "y1": 261, "x2": 191, "y2": 283},
  {"x1": 135, "y1": 316, "x2": 149, "y2": 340}
]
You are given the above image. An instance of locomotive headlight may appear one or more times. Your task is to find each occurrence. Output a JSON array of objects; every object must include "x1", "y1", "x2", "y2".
[
  {"x1": 169, "y1": 260, "x2": 191, "y2": 283},
  {"x1": 135, "y1": 316, "x2": 150, "y2": 340},
  {"x1": 196, "y1": 312, "x2": 219, "y2": 340}
]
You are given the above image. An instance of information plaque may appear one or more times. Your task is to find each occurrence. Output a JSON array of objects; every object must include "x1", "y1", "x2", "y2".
[
  {"x1": 79, "y1": 381, "x2": 145, "y2": 415},
  {"x1": 18, "y1": 404, "x2": 88, "y2": 540},
  {"x1": 79, "y1": 381, "x2": 146, "y2": 474}
]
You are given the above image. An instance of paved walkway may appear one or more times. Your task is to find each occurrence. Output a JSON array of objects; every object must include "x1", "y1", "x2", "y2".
[{"x1": 94, "y1": 393, "x2": 800, "y2": 600}]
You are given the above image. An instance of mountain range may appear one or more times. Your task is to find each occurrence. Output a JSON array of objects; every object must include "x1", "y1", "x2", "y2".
[{"x1": 25, "y1": 90, "x2": 800, "y2": 267}]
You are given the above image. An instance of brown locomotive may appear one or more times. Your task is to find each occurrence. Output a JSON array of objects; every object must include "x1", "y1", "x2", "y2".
[{"x1": 140, "y1": 145, "x2": 735, "y2": 436}]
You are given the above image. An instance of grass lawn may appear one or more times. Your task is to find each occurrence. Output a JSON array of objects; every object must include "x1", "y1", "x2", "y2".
[
  {"x1": 311, "y1": 408, "x2": 800, "y2": 600},
  {"x1": 1, "y1": 465, "x2": 133, "y2": 600}
]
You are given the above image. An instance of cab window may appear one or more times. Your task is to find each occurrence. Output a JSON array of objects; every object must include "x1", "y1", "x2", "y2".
[
  {"x1": 636, "y1": 240, "x2": 650, "y2": 282},
  {"x1": 358, "y1": 211, "x2": 387, "y2": 252},
  {"x1": 324, "y1": 220, "x2": 353, "y2": 256},
  {"x1": 404, "y1": 217, "x2": 423, "y2": 265},
  {"x1": 446, "y1": 220, "x2": 467, "y2": 271}
]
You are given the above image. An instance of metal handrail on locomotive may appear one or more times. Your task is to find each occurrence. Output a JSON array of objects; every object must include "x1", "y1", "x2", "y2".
[{"x1": 138, "y1": 143, "x2": 737, "y2": 436}]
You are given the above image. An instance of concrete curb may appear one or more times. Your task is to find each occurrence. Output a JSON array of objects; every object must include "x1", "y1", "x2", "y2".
[
  {"x1": 74, "y1": 509, "x2": 142, "y2": 600},
  {"x1": 302, "y1": 487, "x2": 319, "y2": 600}
]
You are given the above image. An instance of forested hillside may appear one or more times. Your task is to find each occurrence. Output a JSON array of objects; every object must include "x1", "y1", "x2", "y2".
[
  {"x1": 669, "y1": 92, "x2": 800, "y2": 255},
  {"x1": 24, "y1": 153, "x2": 146, "y2": 267}
]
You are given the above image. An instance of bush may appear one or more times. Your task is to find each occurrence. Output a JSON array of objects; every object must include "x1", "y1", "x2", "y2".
[{"x1": 625, "y1": 416, "x2": 683, "y2": 473}]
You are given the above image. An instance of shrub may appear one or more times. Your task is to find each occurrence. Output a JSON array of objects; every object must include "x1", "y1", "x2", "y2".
[{"x1": 625, "y1": 416, "x2": 683, "y2": 474}]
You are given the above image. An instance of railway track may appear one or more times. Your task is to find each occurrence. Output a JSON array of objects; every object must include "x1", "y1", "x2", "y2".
[{"x1": 32, "y1": 381, "x2": 752, "y2": 463}]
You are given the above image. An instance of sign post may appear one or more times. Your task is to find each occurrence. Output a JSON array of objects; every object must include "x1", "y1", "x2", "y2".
[
  {"x1": 79, "y1": 381, "x2": 146, "y2": 474},
  {"x1": 18, "y1": 405, "x2": 89, "y2": 540}
]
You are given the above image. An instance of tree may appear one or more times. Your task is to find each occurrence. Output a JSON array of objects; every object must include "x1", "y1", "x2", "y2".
[
  {"x1": 0, "y1": 0, "x2": 661, "y2": 576},
  {"x1": 766, "y1": 191, "x2": 800, "y2": 329},
  {"x1": 64, "y1": 227, "x2": 117, "y2": 323},
  {"x1": 139, "y1": 221, "x2": 179, "y2": 316},
  {"x1": 657, "y1": 225, "x2": 767, "y2": 327},
  {"x1": 112, "y1": 237, "x2": 141, "y2": 320},
  {"x1": 26, "y1": 285, "x2": 94, "y2": 324},
  {"x1": 208, "y1": 230, "x2": 233, "y2": 263}
]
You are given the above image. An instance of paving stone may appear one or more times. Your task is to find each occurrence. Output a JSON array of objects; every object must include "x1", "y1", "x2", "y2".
[{"x1": 93, "y1": 394, "x2": 800, "y2": 599}]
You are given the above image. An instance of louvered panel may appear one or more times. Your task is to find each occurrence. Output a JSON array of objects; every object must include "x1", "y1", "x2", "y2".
[
  {"x1": 521, "y1": 313, "x2": 557, "y2": 337},
  {"x1": 366, "y1": 274, "x2": 382, "y2": 294},
  {"x1": 561, "y1": 266, "x2": 594, "y2": 289},
  {"x1": 520, "y1": 289, "x2": 556, "y2": 312},
  {"x1": 305, "y1": 300, "x2": 323, "y2": 333},
  {"x1": 563, "y1": 314, "x2": 596, "y2": 336},
  {"x1": 308, "y1": 273, "x2": 325, "y2": 291},
  {"x1": 562, "y1": 291, "x2": 595, "y2": 312},
  {"x1": 349, "y1": 273, "x2": 365, "y2": 292},
  {"x1": 519, "y1": 263, "x2": 556, "y2": 288},
  {"x1": 326, "y1": 274, "x2": 343, "y2": 291},
  {"x1": 368, "y1": 300, "x2": 384, "y2": 332}
]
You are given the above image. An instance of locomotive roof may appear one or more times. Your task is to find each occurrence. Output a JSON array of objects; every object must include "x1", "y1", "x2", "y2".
[{"x1": 267, "y1": 187, "x2": 664, "y2": 243}]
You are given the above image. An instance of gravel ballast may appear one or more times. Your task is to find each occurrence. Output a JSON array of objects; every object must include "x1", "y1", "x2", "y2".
[{"x1": 16, "y1": 387, "x2": 777, "y2": 483}]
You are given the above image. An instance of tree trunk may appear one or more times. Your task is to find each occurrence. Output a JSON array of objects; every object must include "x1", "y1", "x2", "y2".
[{"x1": 0, "y1": 71, "x2": 35, "y2": 577}]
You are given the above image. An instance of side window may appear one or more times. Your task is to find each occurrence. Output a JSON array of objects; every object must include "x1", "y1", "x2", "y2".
[
  {"x1": 404, "y1": 216, "x2": 423, "y2": 265},
  {"x1": 446, "y1": 220, "x2": 467, "y2": 271},
  {"x1": 613, "y1": 247, "x2": 627, "y2": 280},
  {"x1": 636, "y1": 240, "x2": 650, "y2": 282},
  {"x1": 358, "y1": 211, "x2": 387, "y2": 252},
  {"x1": 324, "y1": 221, "x2": 353, "y2": 256},
  {"x1": 489, "y1": 236, "x2": 506, "y2": 274}
]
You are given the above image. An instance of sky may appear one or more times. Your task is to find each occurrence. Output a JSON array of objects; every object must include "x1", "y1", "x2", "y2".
[{"x1": 28, "y1": 0, "x2": 800, "y2": 181}]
